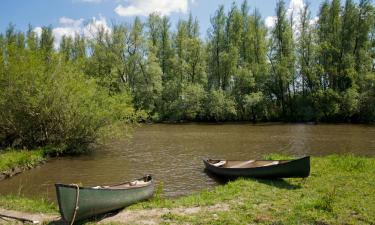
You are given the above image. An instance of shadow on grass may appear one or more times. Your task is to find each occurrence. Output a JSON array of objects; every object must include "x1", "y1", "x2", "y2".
[
  {"x1": 205, "y1": 169, "x2": 303, "y2": 190},
  {"x1": 254, "y1": 178, "x2": 303, "y2": 190},
  {"x1": 47, "y1": 208, "x2": 123, "y2": 225}
]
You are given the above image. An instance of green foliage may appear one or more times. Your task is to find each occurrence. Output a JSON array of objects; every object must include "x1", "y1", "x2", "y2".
[
  {"x1": 1, "y1": 0, "x2": 375, "y2": 143},
  {"x1": 133, "y1": 45, "x2": 163, "y2": 114},
  {"x1": 0, "y1": 25, "x2": 141, "y2": 154},
  {"x1": 359, "y1": 74, "x2": 375, "y2": 121},
  {"x1": 0, "y1": 149, "x2": 45, "y2": 172},
  {"x1": 313, "y1": 89, "x2": 340, "y2": 121},
  {"x1": 206, "y1": 90, "x2": 236, "y2": 121},
  {"x1": 244, "y1": 92, "x2": 264, "y2": 121},
  {"x1": 268, "y1": 0, "x2": 296, "y2": 119},
  {"x1": 179, "y1": 83, "x2": 206, "y2": 120}
]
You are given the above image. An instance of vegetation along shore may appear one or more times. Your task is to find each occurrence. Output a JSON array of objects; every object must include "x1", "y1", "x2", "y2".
[
  {"x1": 1, "y1": 0, "x2": 375, "y2": 155},
  {"x1": 0, "y1": 149, "x2": 46, "y2": 181}
]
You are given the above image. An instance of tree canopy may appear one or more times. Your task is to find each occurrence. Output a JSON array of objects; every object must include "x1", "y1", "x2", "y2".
[{"x1": 1, "y1": 0, "x2": 375, "y2": 152}]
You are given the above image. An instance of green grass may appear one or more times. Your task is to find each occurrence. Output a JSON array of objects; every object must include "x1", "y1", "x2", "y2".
[
  {"x1": 129, "y1": 154, "x2": 375, "y2": 225},
  {"x1": 0, "y1": 149, "x2": 46, "y2": 173},
  {"x1": 0, "y1": 149, "x2": 55, "y2": 214},
  {"x1": 0, "y1": 195, "x2": 57, "y2": 214},
  {"x1": 0, "y1": 154, "x2": 374, "y2": 225}
]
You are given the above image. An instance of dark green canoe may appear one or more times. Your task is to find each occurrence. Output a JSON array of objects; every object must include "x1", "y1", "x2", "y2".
[
  {"x1": 204, "y1": 156, "x2": 310, "y2": 178},
  {"x1": 55, "y1": 175, "x2": 154, "y2": 223}
]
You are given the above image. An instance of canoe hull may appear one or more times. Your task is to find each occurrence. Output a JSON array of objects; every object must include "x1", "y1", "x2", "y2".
[
  {"x1": 204, "y1": 157, "x2": 310, "y2": 178},
  {"x1": 55, "y1": 177, "x2": 154, "y2": 222}
]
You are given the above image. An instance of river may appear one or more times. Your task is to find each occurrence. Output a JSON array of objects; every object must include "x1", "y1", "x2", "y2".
[{"x1": 0, "y1": 123, "x2": 374, "y2": 201}]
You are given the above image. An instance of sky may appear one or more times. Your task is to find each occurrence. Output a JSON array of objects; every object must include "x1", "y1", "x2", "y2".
[{"x1": 0, "y1": 0, "x2": 323, "y2": 47}]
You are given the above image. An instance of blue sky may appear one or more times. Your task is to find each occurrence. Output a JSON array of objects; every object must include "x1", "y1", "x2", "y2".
[{"x1": 0, "y1": 0, "x2": 322, "y2": 45}]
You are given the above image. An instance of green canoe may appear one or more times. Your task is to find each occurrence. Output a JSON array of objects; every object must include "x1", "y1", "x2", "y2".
[
  {"x1": 55, "y1": 175, "x2": 154, "y2": 223},
  {"x1": 204, "y1": 156, "x2": 310, "y2": 178}
]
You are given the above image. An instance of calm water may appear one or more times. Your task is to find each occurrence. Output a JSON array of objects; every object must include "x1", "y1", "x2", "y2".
[{"x1": 0, "y1": 123, "x2": 375, "y2": 201}]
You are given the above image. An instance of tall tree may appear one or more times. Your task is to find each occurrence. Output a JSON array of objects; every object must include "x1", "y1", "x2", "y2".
[
  {"x1": 40, "y1": 26, "x2": 54, "y2": 63},
  {"x1": 208, "y1": 5, "x2": 226, "y2": 90},
  {"x1": 268, "y1": 0, "x2": 296, "y2": 119},
  {"x1": 60, "y1": 35, "x2": 73, "y2": 61},
  {"x1": 159, "y1": 16, "x2": 174, "y2": 81}
]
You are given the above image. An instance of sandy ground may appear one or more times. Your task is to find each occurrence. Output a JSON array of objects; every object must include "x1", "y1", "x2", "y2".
[
  {"x1": 97, "y1": 204, "x2": 230, "y2": 225},
  {"x1": 0, "y1": 204, "x2": 229, "y2": 224}
]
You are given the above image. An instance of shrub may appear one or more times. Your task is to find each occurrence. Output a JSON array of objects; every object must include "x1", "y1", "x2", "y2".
[
  {"x1": 0, "y1": 149, "x2": 45, "y2": 172},
  {"x1": 0, "y1": 46, "x2": 141, "y2": 154},
  {"x1": 205, "y1": 89, "x2": 236, "y2": 121}
]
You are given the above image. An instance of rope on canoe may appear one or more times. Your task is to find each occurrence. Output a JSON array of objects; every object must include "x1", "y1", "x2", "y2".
[{"x1": 70, "y1": 184, "x2": 80, "y2": 225}]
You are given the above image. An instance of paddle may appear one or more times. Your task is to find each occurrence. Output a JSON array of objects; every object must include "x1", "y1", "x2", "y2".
[{"x1": 0, "y1": 213, "x2": 39, "y2": 224}]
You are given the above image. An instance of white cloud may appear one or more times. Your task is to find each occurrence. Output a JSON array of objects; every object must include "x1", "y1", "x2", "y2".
[
  {"x1": 266, "y1": 0, "x2": 318, "y2": 39},
  {"x1": 265, "y1": 16, "x2": 277, "y2": 29},
  {"x1": 82, "y1": 15, "x2": 111, "y2": 39},
  {"x1": 265, "y1": 0, "x2": 305, "y2": 30},
  {"x1": 34, "y1": 15, "x2": 110, "y2": 49},
  {"x1": 309, "y1": 16, "x2": 319, "y2": 26},
  {"x1": 115, "y1": 0, "x2": 190, "y2": 17},
  {"x1": 33, "y1": 27, "x2": 42, "y2": 37},
  {"x1": 59, "y1": 17, "x2": 84, "y2": 27},
  {"x1": 287, "y1": 0, "x2": 305, "y2": 37},
  {"x1": 287, "y1": 0, "x2": 304, "y2": 17}
]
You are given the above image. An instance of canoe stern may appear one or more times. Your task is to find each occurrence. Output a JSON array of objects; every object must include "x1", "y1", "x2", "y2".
[{"x1": 55, "y1": 176, "x2": 155, "y2": 222}]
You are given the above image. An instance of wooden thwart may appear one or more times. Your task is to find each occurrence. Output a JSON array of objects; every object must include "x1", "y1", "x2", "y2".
[{"x1": 229, "y1": 160, "x2": 255, "y2": 168}]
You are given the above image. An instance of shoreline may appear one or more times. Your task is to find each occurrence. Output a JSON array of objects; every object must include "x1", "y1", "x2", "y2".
[
  {"x1": 149, "y1": 120, "x2": 375, "y2": 126},
  {"x1": 0, "y1": 160, "x2": 46, "y2": 181},
  {"x1": 0, "y1": 155, "x2": 373, "y2": 224},
  {"x1": 0, "y1": 149, "x2": 47, "y2": 181}
]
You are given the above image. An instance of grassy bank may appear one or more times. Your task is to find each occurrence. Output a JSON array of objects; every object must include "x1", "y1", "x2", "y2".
[
  {"x1": 130, "y1": 155, "x2": 375, "y2": 225},
  {"x1": 0, "y1": 149, "x2": 46, "y2": 175},
  {"x1": 0, "y1": 195, "x2": 57, "y2": 214},
  {"x1": 0, "y1": 149, "x2": 56, "y2": 214},
  {"x1": 0, "y1": 155, "x2": 374, "y2": 224}
]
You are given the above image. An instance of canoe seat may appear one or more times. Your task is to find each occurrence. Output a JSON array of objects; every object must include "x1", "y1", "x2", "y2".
[
  {"x1": 228, "y1": 160, "x2": 255, "y2": 168},
  {"x1": 92, "y1": 186, "x2": 109, "y2": 189},
  {"x1": 263, "y1": 161, "x2": 279, "y2": 167},
  {"x1": 213, "y1": 160, "x2": 226, "y2": 167},
  {"x1": 129, "y1": 180, "x2": 148, "y2": 187}
]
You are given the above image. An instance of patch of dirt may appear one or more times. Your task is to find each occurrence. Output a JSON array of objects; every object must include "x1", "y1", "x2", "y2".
[
  {"x1": 0, "y1": 208, "x2": 58, "y2": 224},
  {"x1": 98, "y1": 203, "x2": 230, "y2": 225},
  {"x1": 0, "y1": 204, "x2": 229, "y2": 224}
]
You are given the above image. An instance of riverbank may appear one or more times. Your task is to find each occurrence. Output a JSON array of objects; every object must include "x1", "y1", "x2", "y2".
[
  {"x1": 0, "y1": 155, "x2": 373, "y2": 224},
  {"x1": 0, "y1": 149, "x2": 46, "y2": 181}
]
